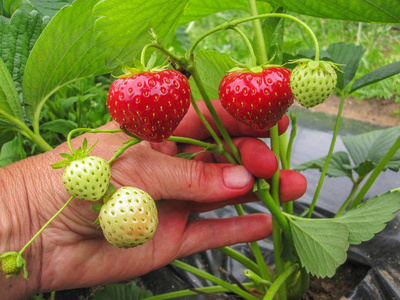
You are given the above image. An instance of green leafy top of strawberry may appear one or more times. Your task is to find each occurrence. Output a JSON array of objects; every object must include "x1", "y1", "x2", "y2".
[
  {"x1": 289, "y1": 58, "x2": 342, "y2": 74},
  {"x1": 51, "y1": 138, "x2": 97, "y2": 169}
]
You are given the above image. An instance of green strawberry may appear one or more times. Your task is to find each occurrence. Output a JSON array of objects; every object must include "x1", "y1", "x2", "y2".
[
  {"x1": 62, "y1": 156, "x2": 111, "y2": 201},
  {"x1": 52, "y1": 138, "x2": 111, "y2": 201},
  {"x1": 0, "y1": 252, "x2": 28, "y2": 279},
  {"x1": 290, "y1": 60, "x2": 338, "y2": 108},
  {"x1": 99, "y1": 186, "x2": 159, "y2": 248}
]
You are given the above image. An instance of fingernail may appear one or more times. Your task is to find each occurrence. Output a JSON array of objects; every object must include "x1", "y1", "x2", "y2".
[{"x1": 223, "y1": 165, "x2": 252, "y2": 189}]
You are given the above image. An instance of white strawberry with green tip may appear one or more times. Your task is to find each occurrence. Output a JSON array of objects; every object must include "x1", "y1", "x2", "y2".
[
  {"x1": 52, "y1": 138, "x2": 111, "y2": 201},
  {"x1": 99, "y1": 186, "x2": 159, "y2": 248},
  {"x1": 290, "y1": 59, "x2": 338, "y2": 108}
]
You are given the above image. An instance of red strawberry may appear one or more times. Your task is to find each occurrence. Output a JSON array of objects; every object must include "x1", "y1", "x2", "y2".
[
  {"x1": 107, "y1": 69, "x2": 191, "y2": 142},
  {"x1": 218, "y1": 67, "x2": 294, "y2": 131}
]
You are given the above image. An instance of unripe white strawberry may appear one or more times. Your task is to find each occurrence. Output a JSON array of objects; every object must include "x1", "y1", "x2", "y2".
[
  {"x1": 99, "y1": 186, "x2": 159, "y2": 248},
  {"x1": 290, "y1": 60, "x2": 338, "y2": 108},
  {"x1": 62, "y1": 156, "x2": 111, "y2": 201}
]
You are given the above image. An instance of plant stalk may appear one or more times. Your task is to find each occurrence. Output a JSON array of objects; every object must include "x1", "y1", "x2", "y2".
[
  {"x1": 307, "y1": 92, "x2": 346, "y2": 217},
  {"x1": 170, "y1": 260, "x2": 258, "y2": 300},
  {"x1": 348, "y1": 136, "x2": 400, "y2": 210}
]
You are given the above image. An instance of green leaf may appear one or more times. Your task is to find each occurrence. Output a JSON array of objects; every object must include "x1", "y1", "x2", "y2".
[
  {"x1": 0, "y1": 9, "x2": 47, "y2": 96},
  {"x1": 190, "y1": 50, "x2": 237, "y2": 100},
  {"x1": 93, "y1": 0, "x2": 189, "y2": 69},
  {"x1": 334, "y1": 189, "x2": 400, "y2": 245},
  {"x1": 22, "y1": 0, "x2": 109, "y2": 127},
  {"x1": 263, "y1": 0, "x2": 400, "y2": 23},
  {"x1": 2, "y1": 0, "x2": 32, "y2": 16},
  {"x1": 39, "y1": 119, "x2": 77, "y2": 136},
  {"x1": 178, "y1": 0, "x2": 248, "y2": 25},
  {"x1": 294, "y1": 151, "x2": 353, "y2": 178},
  {"x1": 30, "y1": 0, "x2": 74, "y2": 17},
  {"x1": 288, "y1": 217, "x2": 349, "y2": 278},
  {"x1": 93, "y1": 281, "x2": 153, "y2": 300},
  {"x1": 350, "y1": 61, "x2": 400, "y2": 93},
  {"x1": 342, "y1": 127, "x2": 400, "y2": 176},
  {"x1": 0, "y1": 135, "x2": 26, "y2": 166},
  {"x1": 0, "y1": 57, "x2": 24, "y2": 124},
  {"x1": 326, "y1": 42, "x2": 365, "y2": 91}
]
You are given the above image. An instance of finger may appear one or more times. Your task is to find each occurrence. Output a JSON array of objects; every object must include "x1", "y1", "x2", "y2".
[
  {"x1": 237, "y1": 137, "x2": 278, "y2": 179},
  {"x1": 179, "y1": 213, "x2": 272, "y2": 257},
  {"x1": 190, "y1": 169, "x2": 307, "y2": 212},
  {"x1": 178, "y1": 137, "x2": 278, "y2": 179},
  {"x1": 111, "y1": 143, "x2": 255, "y2": 202},
  {"x1": 174, "y1": 99, "x2": 289, "y2": 140},
  {"x1": 279, "y1": 169, "x2": 307, "y2": 202}
]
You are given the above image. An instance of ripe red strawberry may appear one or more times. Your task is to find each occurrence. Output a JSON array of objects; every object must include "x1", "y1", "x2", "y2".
[
  {"x1": 218, "y1": 66, "x2": 294, "y2": 131},
  {"x1": 290, "y1": 60, "x2": 338, "y2": 108},
  {"x1": 107, "y1": 69, "x2": 191, "y2": 142},
  {"x1": 99, "y1": 186, "x2": 158, "y2": 248}
]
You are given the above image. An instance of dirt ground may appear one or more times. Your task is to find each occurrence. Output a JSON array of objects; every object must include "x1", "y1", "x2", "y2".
[{"x1": 293, "y1": 95, "x2": 400, "y2": 127}]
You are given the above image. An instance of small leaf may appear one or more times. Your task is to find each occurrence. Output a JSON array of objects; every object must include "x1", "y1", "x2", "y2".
[
  {"x1": 334, "y1": 189, "x2": 400, "y2": 245},
  {"x1": 264, "y1": 0, "x2": 400, "y2": 23},
  {"x1": 0, "y1": 9, "x2": 47, "y2": 96},
  {"x1": 0, "y1": 57, "x2": 24, "y2": 124},
  {"x1": 93, "y1": 281, "x2": 153, "y2": 300},
  {"x1": 23, "y1": 0, "x2": 109, "y2": 125},
  {"x1": 0, "y1": 135, "x2": 26, "y2": 166},
  {"x1": 39, "y1": 119, "x2": 77, "y2": 136},
  {"x1": 178, "y1": 0, "x2": 248, "y2": 25},
  {"x1": 350, "y1": 61, "x2": 400, "y2": 93},
  {"x1": 91, "y1": 204, "x2": 103, "y2": 211},
  {"x1": 294, "y1": 151, "x2": 353, "y2": 178},
  {"x1": 175, "y1": 152, "x2": 198, "y2": 160},
  {"x1": 326, "y1": 42, "x2": 365, "y2": 90},
  {"x1": 94, "y1": 0, "x2": 189, "y2": 69},
  {"x1": 189, "y1": 51, "x2": 237, "y2": 100},
  {"x1": 30, "y1": 0, "x2": 74, "y2": 17},
  {"x1": 342, "y1": 127, "x2": 400, "y2": 176},
  {"x1": 288, "y1": 217, "x2": 349, "y2": 278}
]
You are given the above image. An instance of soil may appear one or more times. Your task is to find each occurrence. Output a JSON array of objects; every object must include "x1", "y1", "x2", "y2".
[
  {"x1": 293, "y1": 95, "x2": 400, "y2": 128},
  {"x1": 303, "y1": 262, "x2": 370, "y2": 300}
]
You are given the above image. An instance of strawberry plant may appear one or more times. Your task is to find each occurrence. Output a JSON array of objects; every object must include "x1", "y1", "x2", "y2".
[{"x1": 1, "y1": 0, "x2": 400, "y2": 299}]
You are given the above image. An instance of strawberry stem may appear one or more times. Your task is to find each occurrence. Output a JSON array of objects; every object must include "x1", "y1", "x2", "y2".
[
  {"x1": 66, "y1": 128, "x2": 122, "y2": 154},
  {"x1": 19, "y1": 196, "x2": 74, "y2": 256},
  {"x1": 307, "y1": 92, "x2": 346, "y2": 218},
  {"x1": 246, "y1": 0, "x2": 268, "y2": 63},
  {"x1": 347, "y1": 136, "x2": 400, "y2": 212},
  {"x1": 263, "y1": 264, "x2": 299, "y2": 300},
  {"x1": 170, "y1": 260, "x2": 259, "y2": 300},
  {"x1": 232, "y1": 26, "x2": 257, "y2": 66},
  {"x1": 188, "y1": 13, "x2": 320, "y2": 62},
  {"x1": 188, "y1": 61, "x2": 242, "y2": 164}
]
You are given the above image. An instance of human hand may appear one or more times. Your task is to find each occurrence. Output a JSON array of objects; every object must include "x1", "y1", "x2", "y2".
[{"x1": 0, "y1": 100, "x2": 306, "y2": 299}]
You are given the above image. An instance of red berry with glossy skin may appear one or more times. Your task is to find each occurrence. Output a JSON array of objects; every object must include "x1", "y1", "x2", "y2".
[
  {"x1": 219, "y1": 67, "x2": 294, "y2": 131},
  {"x1": 107, "y1": 69, "x2": 191, "y2": 142}
]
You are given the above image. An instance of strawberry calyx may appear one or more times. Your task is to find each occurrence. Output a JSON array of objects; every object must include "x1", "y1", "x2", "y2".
[
  {"x1": 289, "y1": 58, "x2": 342, "y2": 74},
  {"x1": 117, "y1": 58, "x2": 169, "y2": 79},
  {"x1": 227, "y1": 63, "x2": 284, "y2": 74},
  {"x1": 0, "y1": 252, "x2": 28, "y2": 279},
  {"x1": 51, "y1": 138, "x2": 97, "y2": 169}
]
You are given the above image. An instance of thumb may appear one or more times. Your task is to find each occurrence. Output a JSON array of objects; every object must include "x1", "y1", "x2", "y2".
[{"x1": 112, "y1": 144, "x2": 254, "y2": 202}]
